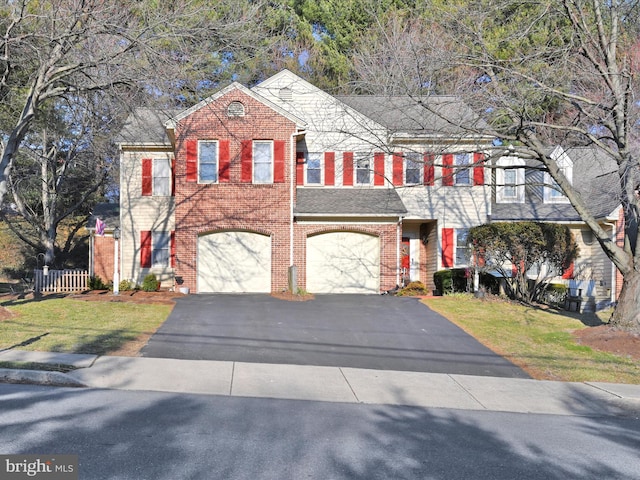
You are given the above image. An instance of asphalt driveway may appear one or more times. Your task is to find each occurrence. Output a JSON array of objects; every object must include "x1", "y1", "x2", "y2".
[{"x1": 141, "y1": 294, "x2": 528, "y2": 378}]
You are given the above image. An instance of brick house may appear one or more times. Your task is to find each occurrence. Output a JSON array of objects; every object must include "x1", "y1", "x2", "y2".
[{"x1": 88, "y1": 69, "x2": 621, "y2": 303}]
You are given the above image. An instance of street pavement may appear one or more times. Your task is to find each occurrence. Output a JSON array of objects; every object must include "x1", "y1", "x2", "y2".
[{"x1": 1, "y1": 349, "x2": 639, "y2": 417}]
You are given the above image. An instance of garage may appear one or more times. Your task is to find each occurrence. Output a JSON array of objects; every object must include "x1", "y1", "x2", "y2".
[
  {"x1": 197, "y1": 231, "x2": 271, "y2": 293},
  {"x1": 306, "y1": 231, "x2": 380, "y2": 293}
]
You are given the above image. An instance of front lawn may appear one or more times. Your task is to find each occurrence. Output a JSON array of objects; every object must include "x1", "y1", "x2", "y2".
[
  {"x1": 423, "y1": 295, "x2": 639, "y2": 384},
  {"x1": 0, "y1": 296, "x2": 172, "y2": 356}
]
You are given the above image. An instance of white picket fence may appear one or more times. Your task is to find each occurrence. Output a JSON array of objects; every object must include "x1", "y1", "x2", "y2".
[{"x1": 33, "y1": 269, "x2": 90, "y2": 293}]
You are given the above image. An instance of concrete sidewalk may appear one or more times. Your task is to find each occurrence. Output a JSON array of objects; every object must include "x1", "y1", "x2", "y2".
[{"x1": 1, "y1": 349, "x2": 639, "y2": 417}]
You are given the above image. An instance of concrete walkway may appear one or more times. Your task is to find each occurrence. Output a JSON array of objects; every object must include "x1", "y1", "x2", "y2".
[{"x1": 1, "y1": 349, "x2": 639, "y2": 417}]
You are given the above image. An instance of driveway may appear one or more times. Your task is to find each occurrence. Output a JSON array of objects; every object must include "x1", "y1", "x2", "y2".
[{"x1": 141, "y1": 294, "x2": 528, "y2": 378}]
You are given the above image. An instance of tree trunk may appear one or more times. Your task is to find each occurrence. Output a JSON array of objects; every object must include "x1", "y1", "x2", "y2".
[{"x1": 610, "y1": 271, "x2": 640, "y2": 333}]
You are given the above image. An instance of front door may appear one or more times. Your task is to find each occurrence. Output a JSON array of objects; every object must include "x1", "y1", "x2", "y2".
[{"x1": 401, "y1": 237, "x2": 410, "y2": 286}]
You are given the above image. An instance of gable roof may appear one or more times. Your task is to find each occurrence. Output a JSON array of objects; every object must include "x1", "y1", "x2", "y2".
[
  {"x1": 336, "y1": 95, "x2": 493, "y2": 140},
  {"x1": 117, "y1": 108, "x2": 179, "y2": 146},
  {"x1": 492, "y1": 146, "x2": 621, "y2": 222},
  {"x1": 295, "y1": 188, "x2": 407, "y2": 216},
  {"x1": 165, "y1": 81, "x2": 307, "y2": 130}
]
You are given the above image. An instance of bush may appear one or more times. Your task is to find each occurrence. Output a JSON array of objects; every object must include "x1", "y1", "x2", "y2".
[
  {"x1": 119, "y1": 279, "x2": 134, "y2": 292},
  {"x1": 479, "y1": 272, "x2": 501, "y2": 295},
  {"x1": 141, "y1": 273, "x2": 160, "y2": 292},
  {"x1": 544, "y1": 283, "x2": 568, "y2": 306},
  {"x1": 433, "y1": 269, "x2": 470, "y2": 295},
  {"x1": 396, "y1": 281, "x2": 430, "y2": 296},
  {"x1": 88, "y1": 275, "x2": 108, "y2": 290}
]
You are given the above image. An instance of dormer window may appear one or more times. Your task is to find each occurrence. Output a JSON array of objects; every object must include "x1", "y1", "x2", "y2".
[
  {"x1": 227, "y1": 101, "x2": 245, "y2": 117},
  {"x1": 544, "y1": 148, "x2": 572, "y2": 204},
  {"x1": 496, "y1": 156, "x2": 525, "y2": 203}
]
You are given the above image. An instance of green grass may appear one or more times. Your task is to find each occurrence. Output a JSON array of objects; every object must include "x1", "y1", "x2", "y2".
[
  {"x1": 0, "y1": 297, "x2": 172, "y2": 356},
  {"x1": 423, "y1": 295, "x2": 639, "y2": 384}
]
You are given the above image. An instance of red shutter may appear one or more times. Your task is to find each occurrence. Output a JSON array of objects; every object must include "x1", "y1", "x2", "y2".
[
  {"x1": 186, "y1": 140, "x2": 197, "y2": 182},
  {"x1": 140, "y1": 231, "x2": 152, "y2": 268},
  {"x1": 562, "y1": 261, "x2": 575, "y2": 279},
  {"x1": 171, "y1": 157, "x2": 176, "y2": 196},
  {"x1": 473, "y1": 152, "x2": 485, "y2": 186},
  {"x1": 170, "y1": 231, "x2": 176, "y2": 268},
  {"x1": 424, "y1": 153, "x2": 435, "y2": 186},
  {"x1": 274, "y1": 140, "x2": 285, "y2": 183},
  {"x1": 241, "y1": 140, "x2": 253, "y2": 183},
  {"x1": 142, "y1": 158, "x2": 152, "y2": 196},
  {"x1": 442, "y1": 228, "x2": 454, "y2": 268},
  {"x1": 442, "y1": 154, "x2": 454, "y2": 186},
  {"x1": 374, "y1": 152, "x2": 385, "y2": 186},
  {"x1": 324, "y1": 152, "x2": 335, "y2": 186},
  {"x1": 296, "y1": 151, "x2": 305, "y2": 186},
  {"x1": 219, "y1": 140, "x2": 230, "y2": 182},
  {"x1": 392, "y1": 153, "x2": 403, "y2": 186},
  {"x1": 343, "y1": 152, "x2": 353, "y2": 186}
]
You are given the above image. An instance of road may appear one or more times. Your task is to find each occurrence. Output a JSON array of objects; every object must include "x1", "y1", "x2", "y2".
[{"x1": 1, "y1": 384, "x2": 639, "y2": 480}]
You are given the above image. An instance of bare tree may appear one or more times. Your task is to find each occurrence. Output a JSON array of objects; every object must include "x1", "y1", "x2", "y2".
[{"x1": 349, "y1": 1, "x2": 640, "y2": 331}]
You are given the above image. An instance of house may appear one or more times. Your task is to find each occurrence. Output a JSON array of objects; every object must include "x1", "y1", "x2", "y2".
[
  {"x1": 491, "y1": 145, "x2": 623, "y2": 312},
  {"x1": 92, "y1": 70, "x2": 493, "y2": 294},
  {"x1": 88, "y1": 69, "x2": 622, "y2": 307}
]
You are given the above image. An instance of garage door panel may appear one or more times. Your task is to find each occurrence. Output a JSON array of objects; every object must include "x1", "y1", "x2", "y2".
[
  {"x1": 198, "y1": 231, "x2": 271, "y2": 293},
  {"x1": 307, "y1": 232, "x2": 379, "y2": 294}
]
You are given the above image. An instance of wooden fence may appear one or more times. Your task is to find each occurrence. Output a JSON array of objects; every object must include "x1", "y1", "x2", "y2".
[{"x1": 33, "y1": 269, "x2": 90, "y2": 294}]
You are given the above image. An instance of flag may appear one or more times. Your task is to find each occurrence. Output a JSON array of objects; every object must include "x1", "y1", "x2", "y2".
[{"x1": 95, "y1": 217, "x2": 106, "y2": 236}]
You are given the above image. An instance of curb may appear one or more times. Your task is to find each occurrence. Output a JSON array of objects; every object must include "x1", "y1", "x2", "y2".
[{"x1": 0, "y1": 368, "x2": 87, "y2": 388}]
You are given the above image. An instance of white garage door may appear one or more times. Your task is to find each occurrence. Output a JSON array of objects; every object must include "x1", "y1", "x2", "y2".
[
  {"x1": 197, "y1": 231, "x2": 271, "y2": 293},
  {"x1": 307, "y1": 232, "x2": 380, "y2": 294}
]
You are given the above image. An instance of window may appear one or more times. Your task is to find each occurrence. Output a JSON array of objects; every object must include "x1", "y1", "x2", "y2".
[
  {"x1": 405, "y1": 153, "x2": 422, "y2": 185},
  {"x1": 455, "y1": 229, "x2": 470, "y2": 266},
  {"x1": 142, "y1": 157, "x2": 172, "y2": 196},
  {"x1": 199, "y1": 141, "x2": 218, "y2": 183},
  {"x1": 253, "y1": 141, "x2": 273, "y2": 183},
  {"x1": 152, "y1": 232, "x2": 171, "y2": 267},
  {"x1": 455, "y1": 153, "x2": 471, "y2": 185},
  {"x1": 356, "y1": 153, "x2": 371, "y2": 185},
  {"x1": 544, "y1": 149, "x2": 572, "y2": 203},
  {"x1": 306, "y1": 152, "x2": 322, "y2": 184},
  {"x1": 496, "y1": 156, "x2": 525, "y2": 203},
  {"x1": 153, "y1": 158, "x2": 171, "y2": 195}
]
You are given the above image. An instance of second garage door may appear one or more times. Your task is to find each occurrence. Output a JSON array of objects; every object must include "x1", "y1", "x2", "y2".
[
  {"x1": 197, "y1": 231, "x2": 271, "y2": 293},
  {"x1": 306, "y1": 231, "x2": 380, "y2": 293}
]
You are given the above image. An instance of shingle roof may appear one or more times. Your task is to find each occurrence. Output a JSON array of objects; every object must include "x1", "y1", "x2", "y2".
[
  {"x1": 295, "y1": 188, "x2": 407, "y2": 216},
  {"x1": 492, "y1": 146, "x2": 620, "y2": 222},
  {"x1": 86, "y1": 203, "x2": 120, "y2": 230},
  {"x1": 116, "y1": 108, "x2": 179, "y2": 145},
  {"x1": 336, "y1": 95, "x2": 491, "y2": 137}
]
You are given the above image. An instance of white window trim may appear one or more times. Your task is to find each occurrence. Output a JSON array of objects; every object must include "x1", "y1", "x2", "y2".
[
  {"x1": 305, "y1": 152, "x2": 324, "y2": 186},
  {"x1": 253, "y1": 140, "x2": 274, "y2": 184},
  {"x1": 405, "y1": 152, "x2": 422, "y2": 185},
  {"x1": 496, "y1": 156, "x2": 525, "y2": 203},
  {"x1": 455, "y1": 228, "x2": 470, "y2": 267},
  {"x1": 152, "y1": 231, "x2": 171, "y2": 268},
  {"x1": 454, "y1": 153, "x2": 471, "y2": 186},
  {"x1": 152, "y1": 157, "x2": 172, "y2": 196},
  {"x1": 198, "y1": 140, "x2": 218, "y2": 184},
  {"x1": 544, "y1": 149, "x2": 572, "y2": 204},
  {"x1": 355, "y1": 152, "x2": 372, "y2": 185}
]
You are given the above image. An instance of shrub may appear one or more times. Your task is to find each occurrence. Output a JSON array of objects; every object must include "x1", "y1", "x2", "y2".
[
  {"x1": 544, "y1": 283, "x2": 568, "y2": 306},
  {"x1": 396, "y1": 281, "x2": 430, "y2": 296},
  {"x1": 433, "y1": 269, "x2": 470, "y2": 295},
  {"x1": 119, "y1": 279, "x2": 134, "y2": 292},
  {"x1": 141, "y1": 273, "x2": 160, "y2": 292},
  {"x1": 88, "y1": 275, "x2": 108, "y2": 290},
  {"x1": 479, "y1": 272, "x2": 501, "y2": 295}
]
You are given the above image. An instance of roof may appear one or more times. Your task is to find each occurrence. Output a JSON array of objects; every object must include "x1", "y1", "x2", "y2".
[
  {"x1": 87, "y1": 203, "x2": 120, "y2": 230},
  {"x1": 295, "y1": 188, "x2": 407, "y2": 216},
  {"x1": 336, "y1": 95, "x2": 492, "y2": 138},
  {"x1": 492, "y1": 146, "x2": 621, "y2": 222},
  {"x1": 116, "y1": 108, "x2": 179, "y2": 146}
]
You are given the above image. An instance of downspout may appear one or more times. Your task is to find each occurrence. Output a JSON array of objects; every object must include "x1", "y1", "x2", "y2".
[
  {"x1": 604, "y1": 221, "x2": 617, "y2": 303},
  {"x1": 396, "y1": 217, "x2": 403, "y2": 288},
  {"x1": 290, "y1": 133, "x2": 296, "y2": 268}
]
